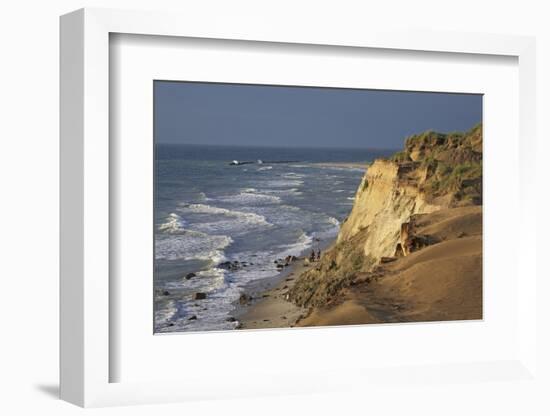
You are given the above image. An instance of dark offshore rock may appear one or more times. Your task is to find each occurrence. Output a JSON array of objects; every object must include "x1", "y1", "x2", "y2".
[
  {"x1": 162, "y1": 290, "x2": 171, "y2": 296},
  {"x1": 218, "y1": 261, "x2": 246, "y2": 271},
  {"x1": 193, "y1": 292, "x2": 207, "y2": 300},
  {"x1": 185, "y1": 272, "x2": 196, "y2": 280},
  {"x1": 188, "y1": 315, "x2": 197, "y2": 321},
  {"x1": 226, "y1": 317, "x2": 237, "y2": 322}
]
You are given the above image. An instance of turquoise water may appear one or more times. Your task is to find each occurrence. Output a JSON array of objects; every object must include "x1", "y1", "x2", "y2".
[{"x1": 154, "y1": 144, "x2": 394, "y2": 333}]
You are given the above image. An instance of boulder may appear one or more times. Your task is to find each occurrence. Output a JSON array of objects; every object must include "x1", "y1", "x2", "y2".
[
  {"x1": 185, "y1": 272, "x2": 196, "y2": 280},
  {"x1": 193, "y1": 292, "x2": 207, "y2": 300},
  {"x1": 218, "y1": 260, "x2": 243, "y2": 271}
]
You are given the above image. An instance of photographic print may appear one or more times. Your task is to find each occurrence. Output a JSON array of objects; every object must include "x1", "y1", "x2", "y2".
[{"x1": 154, "y1": 81, "x2": 482, "y2": 333}]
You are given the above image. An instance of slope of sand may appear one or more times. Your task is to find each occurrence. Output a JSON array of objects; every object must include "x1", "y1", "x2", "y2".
[{"x1": 297, "y1": 206, "x2": 482, "y2": 327}]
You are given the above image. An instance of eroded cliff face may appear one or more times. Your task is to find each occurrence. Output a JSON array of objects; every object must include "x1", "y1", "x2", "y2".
[
  {"x1": 289, "y1": 124, "x2": 482, "y2": 308},
  {"x1": 337, "y1": 159, "x2": 440, "y2": 266}
]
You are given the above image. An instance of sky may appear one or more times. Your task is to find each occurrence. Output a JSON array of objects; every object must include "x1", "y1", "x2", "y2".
[{"x1": 154, "y1": 81, "x2": 482, "y2": 149}]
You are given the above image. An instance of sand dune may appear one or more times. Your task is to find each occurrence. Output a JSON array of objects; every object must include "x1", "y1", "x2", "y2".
[{"x1": 297, "y1": 206, "x2": 482, "y2": 327}]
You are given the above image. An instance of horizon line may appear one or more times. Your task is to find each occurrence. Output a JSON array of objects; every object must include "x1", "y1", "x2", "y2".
[{"x1": 155, "y1": 142, "x2": 401, "y2": 151}]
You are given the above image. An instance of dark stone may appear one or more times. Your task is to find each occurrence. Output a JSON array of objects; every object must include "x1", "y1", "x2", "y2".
[
  {"x1": 188, "y1": 315, "x2": 197, "y2": 321},
  {"x1": 239, "y1": 293, "x2": 252, "y2": 305},
  {"x1": 218, "y1": 260, "x2": 243, "y2": 271},
  {"x1": 226, "y1": 317, "x2": 237, "y2": 322},
  {"x1": 162, "y1": 290, "x2": 171, "y2": 296},
  {"x1": 185, "y1": 272, "x2": 196, "y2": 280},
  {"x1": 193, "y1": 292, "x2": 207, "y2": 300}
]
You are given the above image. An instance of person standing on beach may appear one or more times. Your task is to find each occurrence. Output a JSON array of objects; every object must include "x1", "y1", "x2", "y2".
[{"x1": 316, "y1": 249, "x2": 321, "y2": 261}]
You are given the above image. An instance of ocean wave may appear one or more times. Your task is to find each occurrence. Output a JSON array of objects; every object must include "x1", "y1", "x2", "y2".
[
  {"x1": 257, "y1": 166, "x2": 273, "y2": 171},
  {"x1": 158, "y1": 212, "x2": 185, "y2": 233},
  {"x1": 327, "y1": 216, "x2": 340, "y2": 227},
  {"x1": 197, "y1": 191, "x2": 211, "y2": 201},
  {"x1": 263, "y1": 179, "x2": 304, "y2": 188},
  {"x1": 282, "y1": 172, "x2": 305, "y2": 179},
  {"x1": 218, "y1": 190, "x2": 281, "y2": 205},
  {"x1": 155, "y1": 229, "x2": 233, "y2": 262},
  {"x1": 276, "y1": 231, "x2": 313, "y2": 258},
  {"x1": 262, "y1": 187, "x2": 303, "y2": 196},
  {"x1": 288, "y1": 164, "x2": 311, "y2": 169},
  {"x1": 312, "y1": 216, "x2": 340, "y2": 240},
  {"x1": 179, "y1": 203, "x2": 271, "y2": 225},
  {"x1": 154, "y1": 300, "x2": 177, "y2": 328}
]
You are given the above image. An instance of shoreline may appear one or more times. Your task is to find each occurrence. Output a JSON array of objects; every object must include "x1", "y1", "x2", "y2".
[
  {"x1": 233, "y1": 240, "x2": 335, "y2": 329},
  {"x1": 233, "y1": 256, "x2": 310, "y2": 329}
]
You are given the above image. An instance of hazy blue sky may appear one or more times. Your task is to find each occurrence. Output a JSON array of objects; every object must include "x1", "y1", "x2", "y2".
[{"x1": 154, "y1": 81, "x2": 482, "y2": 149}]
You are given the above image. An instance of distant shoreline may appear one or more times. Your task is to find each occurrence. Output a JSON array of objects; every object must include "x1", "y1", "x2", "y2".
[{"x1": 310, "y1": 162, "x2": 369, "y2": 170}]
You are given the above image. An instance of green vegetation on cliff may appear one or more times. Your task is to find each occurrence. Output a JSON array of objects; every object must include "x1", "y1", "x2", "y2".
[{"x1": 393, "y1": 123, "x2": 483, "y2": 205}]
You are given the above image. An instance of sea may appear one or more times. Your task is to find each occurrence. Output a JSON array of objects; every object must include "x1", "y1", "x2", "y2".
[{"x1": 154, "y1": 144, "x2": 395, "y2": 333}]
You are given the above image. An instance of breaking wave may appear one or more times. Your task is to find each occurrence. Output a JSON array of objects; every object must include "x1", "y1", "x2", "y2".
[{"x1": 179, "y1": 203, "x2": 271, "y2": 225}]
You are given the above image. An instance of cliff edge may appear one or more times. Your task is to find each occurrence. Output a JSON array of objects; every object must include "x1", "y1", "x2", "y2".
[{"x1": 289, "y1": 124, "x2": 483, "y2": 320}]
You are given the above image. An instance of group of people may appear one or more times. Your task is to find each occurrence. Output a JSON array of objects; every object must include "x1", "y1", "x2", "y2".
[{"x1": 309, "y1": 249, "x2": 321, "y2": 262}]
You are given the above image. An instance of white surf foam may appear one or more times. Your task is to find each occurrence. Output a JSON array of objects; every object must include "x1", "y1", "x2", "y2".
[
  {"x1": 263, "y1": 179, "x2": 304, "y2": 188},
  {"x1": 179, "y1": 203, "x2": 271, "y2": 225},
  {"x1": 158, "y1": 212, "x2": 185, "y2": 233},
  {"x1": 262, "y1": 187, "x2": 303, "y2": 196},
  {"x1": 219, "y1": 190, "x2": 281, "y2": 205},
  {"x1": 155, "y1": 229, "x2": 233, "y2": 262}
]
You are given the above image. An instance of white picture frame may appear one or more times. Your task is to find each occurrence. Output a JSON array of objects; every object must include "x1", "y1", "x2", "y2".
[{"x1": 60, "y1": 7, "x2": 538, "y2": 408}]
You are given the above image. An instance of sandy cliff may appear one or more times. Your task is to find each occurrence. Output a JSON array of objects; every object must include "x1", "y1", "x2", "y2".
[{"x1": 289, "y1": 124, "x2": 483, "y2": 322}]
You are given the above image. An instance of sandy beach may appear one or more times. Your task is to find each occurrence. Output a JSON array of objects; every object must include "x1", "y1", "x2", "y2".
[{"x1": 234, "y1": 257, "x2": 312, "y2": 329}]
